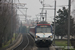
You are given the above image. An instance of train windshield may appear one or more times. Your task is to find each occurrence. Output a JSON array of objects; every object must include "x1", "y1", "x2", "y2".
[{"x1": 36, "y1": 27, "x2": 51, "y2": 33}]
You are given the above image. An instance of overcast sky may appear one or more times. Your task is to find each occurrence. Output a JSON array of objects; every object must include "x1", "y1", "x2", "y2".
[{"x1": 16, "y1": 0, "x2": 69, "y2": 23}]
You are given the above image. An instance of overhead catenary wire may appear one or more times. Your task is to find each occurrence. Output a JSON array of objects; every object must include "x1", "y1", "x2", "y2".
[
  {"x1": 14, "y1": 4, "x2": 26, "y2": 17},
  {"x1": 16, "y1": 0, "x2": 28, "y2": 22},
  {"x1": 18, "y1": 0, "x2": 26, "y2": 7}
]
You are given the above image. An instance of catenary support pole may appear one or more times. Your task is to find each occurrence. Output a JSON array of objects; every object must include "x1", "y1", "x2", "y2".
[
  {"x1": 10, "y1": 0, "x2": 13, "y2": 43},
  {"x1": 54, "y1": 0, "x2": 56, "y2": 45},
  {"x1": 68, "y1": 0, "x2": 71, "y2": 49}
]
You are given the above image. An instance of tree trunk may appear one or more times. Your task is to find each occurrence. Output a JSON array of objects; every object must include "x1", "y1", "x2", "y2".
[
  {"x1": 4, "y1": 35, "x2": 7, "y2": 45},
  {"x1": 74, "y1": 35, "x2": 75, "y2": 39},
  {"x1": 0, "y1": 37, "x2": 2, "y2": 47}
]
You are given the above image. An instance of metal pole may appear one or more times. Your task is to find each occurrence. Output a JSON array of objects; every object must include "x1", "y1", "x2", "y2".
[
  {"x1": 39, "y1": 0, "x2": 45, "y2": 21},
  {"x1": 68, "y1": 0, "x2": 71, "y2": 49},
  {"x1": 36, "y1": 15, "x2": 38, "y2": 23},
  {"x1": 54, "y1": 0, "x2": 56, "y2": 45},
  {"x1": 14, "y1": 0, "x2": 16, "y2": 39},
  {"x1": 40, "y1": 14, "x2": 41, "y2": 21},
  {"x1": 45, "y1": 10, "x2": 47, "y2": 21},
  {"x1": 41, "y1": 0, "x2": 44, "y2": 21},
  {"x1": 10, "y1": 0, "x2": 13, "y2": 43},
  {"x1": 25, "y1": 8, "x2": 28, "y2": 23}
]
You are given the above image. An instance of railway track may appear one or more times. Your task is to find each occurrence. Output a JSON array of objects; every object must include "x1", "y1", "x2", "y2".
[
  {"x1": 12, "y1": 33, "x2": 29, "y2": 50},
  {"x1": 12, "y1": 33, "x2": 56, "y2": 50},
  {"x1": 33, "y1": 46, "x2": 56, "y2": 50},
  {"x1": 37, "y1": 48, "x2": 50, "y2": 50}
]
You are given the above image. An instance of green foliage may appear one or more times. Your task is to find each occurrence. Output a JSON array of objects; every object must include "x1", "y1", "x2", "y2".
[
  {"x1": 55, "y1": 40, "x2": 67, "y2": 46},
  {"x1": 52, "y1": 7, "x2": 74, "y2": 37}
]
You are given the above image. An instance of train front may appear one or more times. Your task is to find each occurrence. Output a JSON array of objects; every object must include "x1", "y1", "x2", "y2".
[{"x1": 35, "y1": 21, "x2": 53, "y2": 47}]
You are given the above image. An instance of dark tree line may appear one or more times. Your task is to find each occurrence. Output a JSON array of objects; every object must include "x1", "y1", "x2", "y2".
[
  {"x1": 20, "y1": 26, "x2": 27, "y2": 33},
  {"x1": 52, "y1": 7, "x2": 75, "y2": 39},
  {"x1": 19, "y1": 22, "x2": 27, "y2": 34},
  {"x1": 0, "y1": 3, "x2": 19, "y2": 47}
]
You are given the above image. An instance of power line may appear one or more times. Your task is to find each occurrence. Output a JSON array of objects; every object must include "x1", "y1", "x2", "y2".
[{"x1": 18, "y1": 0, "x2": 26, "y2": 7}]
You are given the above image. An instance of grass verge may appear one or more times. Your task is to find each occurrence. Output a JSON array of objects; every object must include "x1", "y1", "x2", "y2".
[
  {"x1": 54, "y1": 40, "x2": 75, "y2": 50},
  {"x1": 0, "y1": 33, "x2": 18, "y2": 49}
]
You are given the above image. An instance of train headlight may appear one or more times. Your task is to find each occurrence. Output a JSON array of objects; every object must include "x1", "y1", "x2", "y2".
[
  {"x1": 50, "y1": 36, "x2": 52, "y2": 38},
  {"x1": 48, "y1": 36, "x2": 52, "y2": 38},
  {"x1": 36, "y1": 36, "x2": 40, "y2": 38}
]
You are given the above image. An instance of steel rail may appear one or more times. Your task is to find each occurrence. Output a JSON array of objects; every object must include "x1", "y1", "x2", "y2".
[
  {"x1": 12, "y1": 35, "x2": 23, "y2": 50},
  {"x1": 12, "y1": 34, "x2": 29, "y2": 50},
  {"x1": 22, "y1": 34, "x2": 29, "y2": 50}
]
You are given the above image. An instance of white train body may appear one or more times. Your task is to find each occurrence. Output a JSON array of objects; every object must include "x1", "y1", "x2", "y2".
[{"x1": 34, "y1": 21, "x2": 53, "y2": 47}]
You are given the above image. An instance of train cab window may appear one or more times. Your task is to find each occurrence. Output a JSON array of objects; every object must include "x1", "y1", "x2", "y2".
[{"x1": 36, "y1": 27, "x2": 51, "y2": 33}]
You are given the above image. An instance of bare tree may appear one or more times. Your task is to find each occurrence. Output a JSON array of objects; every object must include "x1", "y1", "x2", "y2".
[{"x1": 0, "y1": 3, "x2": 19, "y2": 47}]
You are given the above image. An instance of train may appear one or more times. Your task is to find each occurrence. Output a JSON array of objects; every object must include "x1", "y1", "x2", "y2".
[{"x1": 29, "y1": 21, "x2": 53, "y2": 47}]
